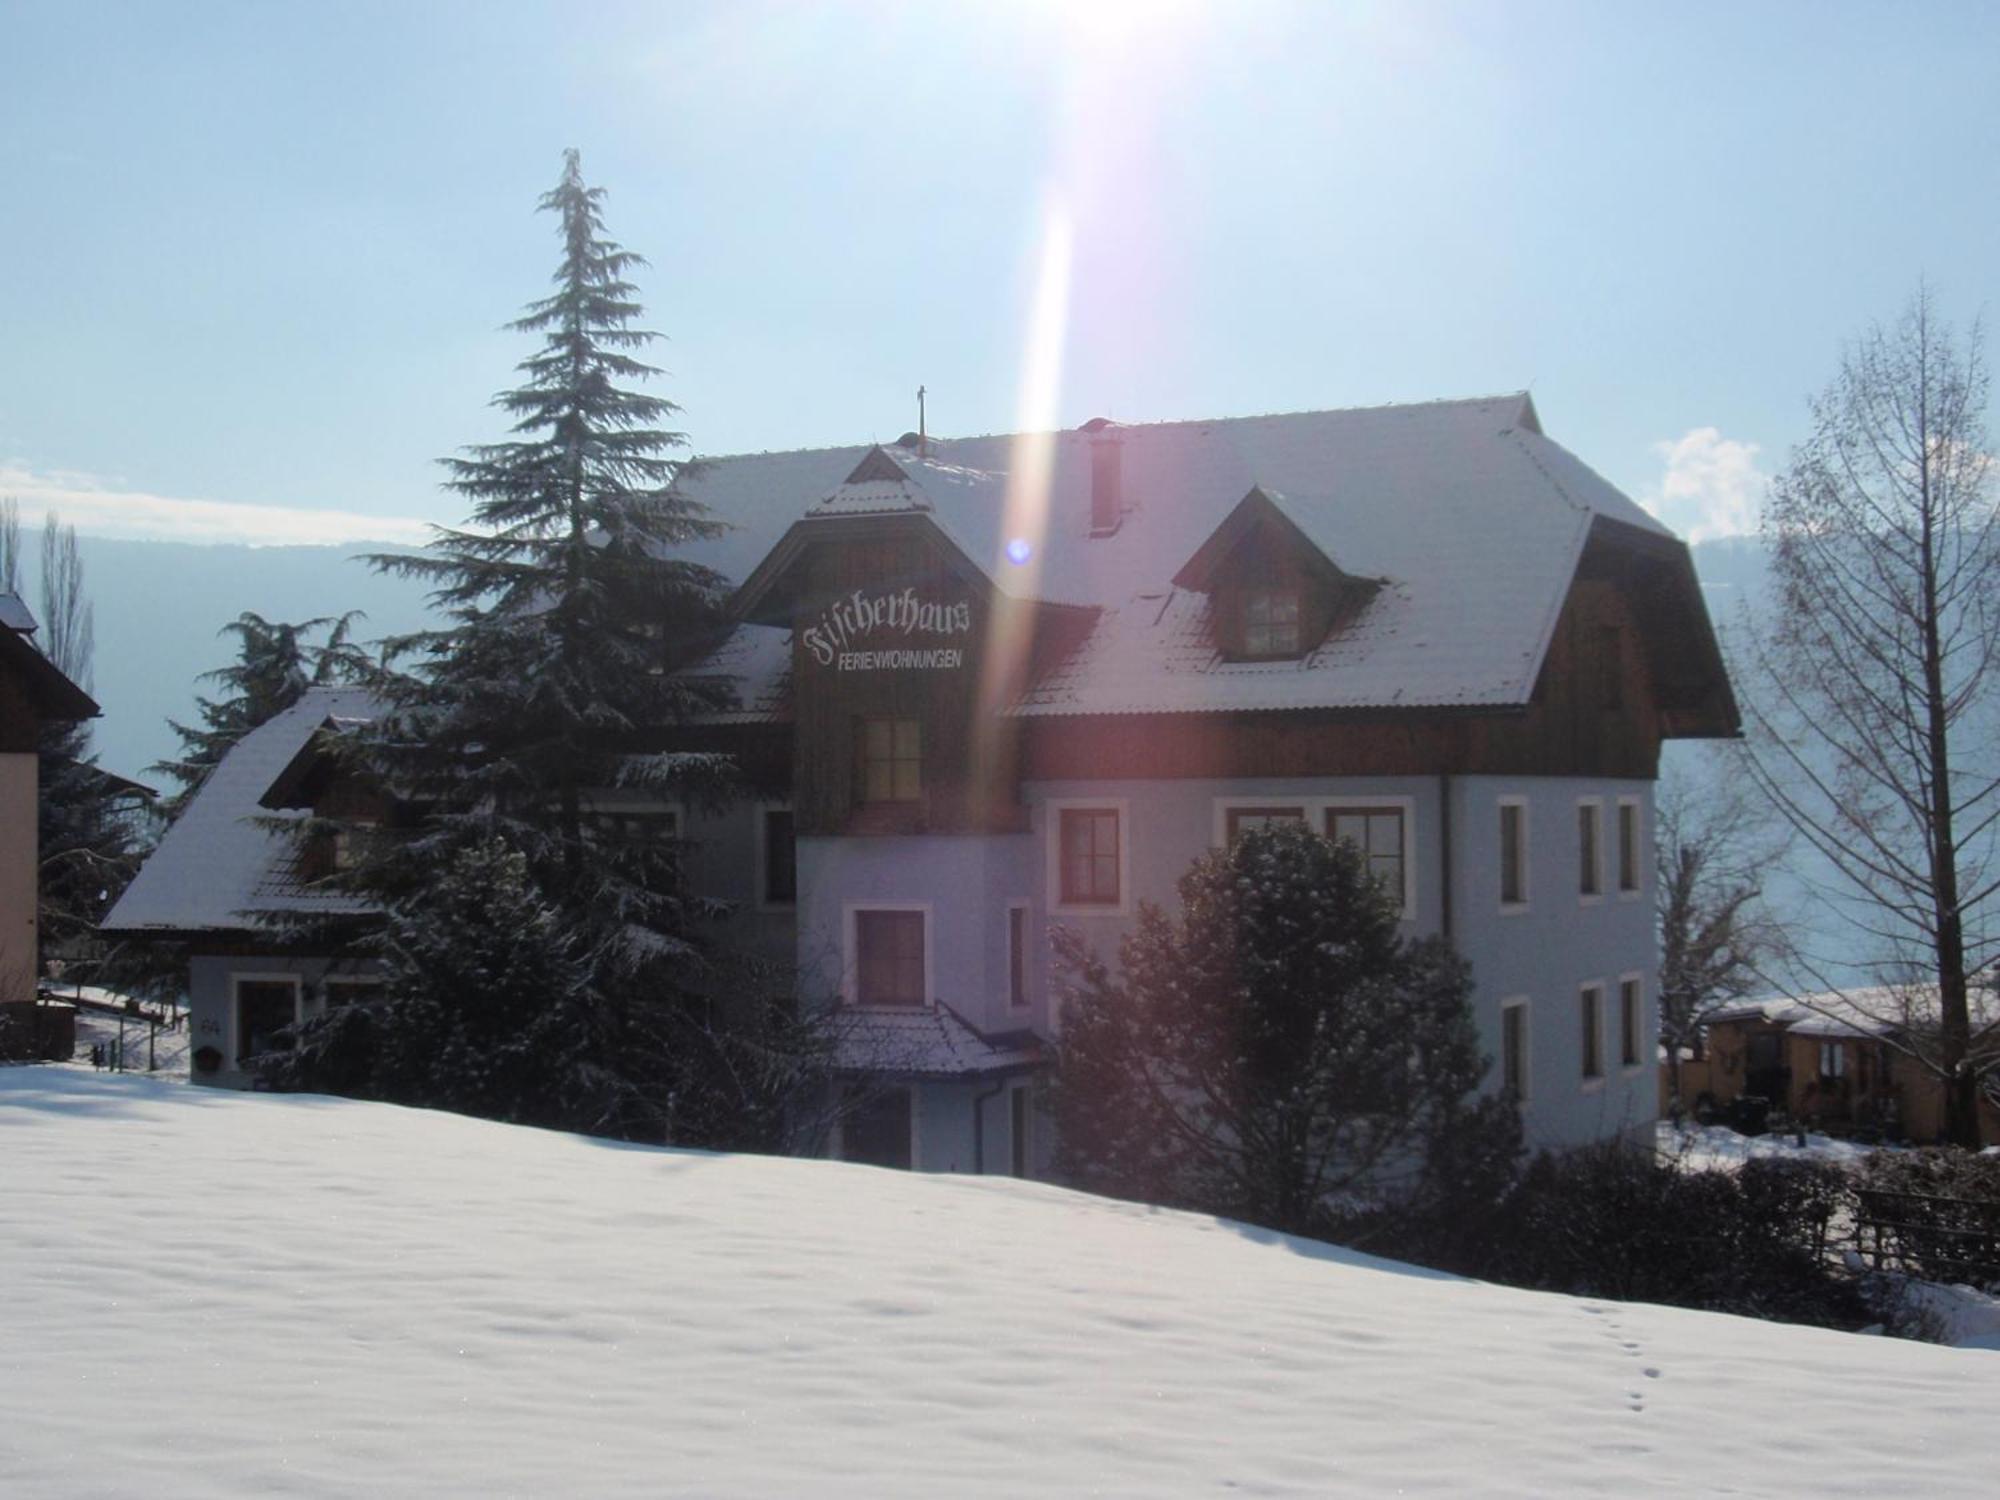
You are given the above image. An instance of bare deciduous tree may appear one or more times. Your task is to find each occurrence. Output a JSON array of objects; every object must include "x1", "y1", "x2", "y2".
[
  {"x1": 0, "y1": 498, "x2": 21, "y2": 596},
  {"x1": 37, "y1": 512, "x2": 94, "y2": 690},
  {"x1": 1656, "y1": 749, "x2": 1790, "y2": 1108},
  {"x1": 1743, "y1": 288, "x2": 2000, "y2": 1146}
]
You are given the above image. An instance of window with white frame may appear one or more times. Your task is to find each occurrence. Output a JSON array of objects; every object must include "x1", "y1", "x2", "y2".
[
  {"x1": 1580, "y1": 983, "x2": 1606, "y2": 1081},
  {"x1": 1819, "y1": 1041, "x2": 1847, "y2": 1080},
  {"x1": 1501, "y1": 997, "x2": 1530, "y2": 1101},
  {"x1": 1578, "y1": 799, "x2": 1603, "y2": 899},
  {"x1": 853, "y1": 909, "x2": 927, "y2": 1008},
  {"x1": 1058, "y1": 807, "x2": 1122, "y2": 907},
  {"x1": 1326, "y1": 805, "x2": 1407, "y2": 908},
  {"x1": 1617, "y1": 798, "x2": 1641, "y2": 896},
  {"x1": 1499, "y1": 798, "x2": 1528, "y2": 909},
  {"x1": 1619, "y1": 976, "x2": 1642, "y2": 1068}
]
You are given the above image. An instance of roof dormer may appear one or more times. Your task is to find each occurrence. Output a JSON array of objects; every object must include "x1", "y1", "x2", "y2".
[{"x1": 1172, "y1": 485, "x2": 1382, "y2": 662}]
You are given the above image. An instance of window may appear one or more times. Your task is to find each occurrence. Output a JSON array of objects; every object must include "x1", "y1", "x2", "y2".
[
  {"x1": 1007, "y1": 904, "x2": 1029, "y2": 1009},
  {"x1": 1619, "y1": 976, "x2": 1641, "y2": 1068},
  {"x1": 1617, "y1": 798, "x2": 1641, "y2": 895},
  {"x1": 324, "y1": 977, "x2": 387, "y2": 1010},
  {"x1": 762, "y1": 809, "x2": 797, "y2": 905},
  {"x1": 1819, "y1": 1041, "x2": 1847, "y2": 1080},
  {"x1": 854, "y1": 909, "x2": 927, "y2": 1007},
  {"x1": 842, "y1": 1086, "x2": 913, "y2": 1170},
  {"x1": 1501, "y1": 998, "x2": 1530, "y2": 1100},
  {"x1": 1580, "y1": 984, "x2": 1605, "y2": 1081},
  {"x1": 1327, "y1": 806, "x2": 1406, "y2": 908},
  {"x1": 1226, "y1": 806, "x2": 1306, "y2": 840},
  {"x1": 1059, "y1": 808, "x2": 1122, "y2": 906},
  {"x1": 859, "y1": 718, "x2": 922, "y2": 803},
  {"x1": 1242, "y1": 588, "x2": 1302, "y2": 657},
  {"x1": 1578, "y1": 800, "x2": 1603, "y2": 899},
  {"x1": 1499, "y1": 799, "x2": 1528, "y2": 909},
  {"x1": 234, "y1": 978, "x2": 300, "y2": 1065},
  {"x1": 1010, "y1": 1084, "x2": 1032, "y2": 1178}
]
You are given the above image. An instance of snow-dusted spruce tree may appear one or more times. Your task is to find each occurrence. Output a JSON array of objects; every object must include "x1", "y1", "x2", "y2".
[
  {"x1": 274, "y1": 150, "x2": 826, "y2": 1144},
  {"x1": 1742, "y1": 289, "x2": 2000, "y2": 1147},
  {"x1": 1049, "y1": 822, "x2": 1520, "y2": 1240},
  {"x1": 150, "y1": 611, "x2": 371, "y2": 820}
]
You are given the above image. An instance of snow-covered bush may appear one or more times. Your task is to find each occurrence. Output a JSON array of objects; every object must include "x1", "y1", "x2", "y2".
[{"x1": 1049, "y1": 820, "x2": 1521, "y2": 1238}]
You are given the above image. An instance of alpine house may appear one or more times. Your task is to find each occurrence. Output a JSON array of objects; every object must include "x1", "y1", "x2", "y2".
[{"x1": 104, "y1": 393, "x2": 1737, "y2": 1173}]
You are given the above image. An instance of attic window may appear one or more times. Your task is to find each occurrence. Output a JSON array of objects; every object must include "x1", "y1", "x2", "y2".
[{"x1": 1241, "y1": 588, "x2": 1302, "y2": 658}]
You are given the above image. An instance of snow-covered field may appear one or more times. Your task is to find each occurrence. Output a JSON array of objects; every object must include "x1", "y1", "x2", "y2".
[{"x1": 3, "y1": 1070, "x2": 1995, "y2": 1498}]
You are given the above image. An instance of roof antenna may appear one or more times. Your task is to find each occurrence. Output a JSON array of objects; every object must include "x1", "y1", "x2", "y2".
[{"x1": 917, "y1": 385, "x2": 928, "y2": 459}]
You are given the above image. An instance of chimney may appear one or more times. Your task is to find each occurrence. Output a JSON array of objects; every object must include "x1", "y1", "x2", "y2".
[{"x1": 1083, "y1": 417, "x2": 1122, "y2": 537}]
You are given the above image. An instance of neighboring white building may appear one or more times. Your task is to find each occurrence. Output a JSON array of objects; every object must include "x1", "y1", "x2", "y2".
[{"x1": 104, "y1": 394, "x2": 1737, "y2": 1169}]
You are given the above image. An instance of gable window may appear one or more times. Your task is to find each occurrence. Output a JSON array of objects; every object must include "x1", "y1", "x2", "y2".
[
  {"x1": 859, "y1": 718, "x2": 922, "y2": 804},
  {"x1": 1619, "y1": 976, "x2": 1642, "y2": 1069},
  {"x1": 234, "y1": 977, "x2": 300, "y2": 1066},
  {"x1": 1501, "y1": 997, "x2": 1530, "y2": 1100},
  {"x1": 1327, "y1": 806, "x2": 1407, "y2": 910},
  {"x1": 1617, "y1": 798, "x2": 1641, "y2": 896},
  {"x1": 1578, "y1": 799, "x2": 1603, "y2": 899},
  {"x1": 762, "y1": 808, "x2": 797, "y2": 906},
  {"x1": 1241, "y1": 588, "x2": 1303, "y2": 658},
  {"x1": 1499, "y1": 798, "x2": 1528, "y2": 909},
  {"x1": 854, "y1": 909, "x2": 927, "y2": 1008},
  {"x1": 1226, "y1": 806, "x2": 1306, "y2": 840},
  {"x1": 1059, "y1": 808, "x2": 1122, "y2": 906},
  {"x1": 1007, "y1": 903, "x2": 1029, "y2": 1010},
  {"x1": 841, "y1": 1086, "x2": 914, "y2": 1170},
  {"x1": 1580, "y1": 983, "x2": 1606, "y2": 1081}
]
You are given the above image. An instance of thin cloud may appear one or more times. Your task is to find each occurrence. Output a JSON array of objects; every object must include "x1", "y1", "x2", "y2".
[
  {"x1": 1639, "y1": 428, "x2": 1767, "y2": 544},
  {"x1": 0, "y1": 463, "x2": 434, "y2": 547}
]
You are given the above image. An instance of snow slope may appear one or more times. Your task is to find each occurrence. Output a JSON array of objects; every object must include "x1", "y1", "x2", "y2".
[{"x1": 1, "y1": 1071, "x2": 1993, "y2": 1498}]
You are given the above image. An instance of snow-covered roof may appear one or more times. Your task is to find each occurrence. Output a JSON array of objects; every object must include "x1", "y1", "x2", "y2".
[
  {"x1": 675, "y1": 393, "x2": 1696, "y2": 716},
  {"x1": 1708, "y1": 986, "x2": 2000, "y2": 1040},
  {"x1": 101, "y1": 686, "x2": 382, "y2": 935},
  {"x1": 835, "y1": 1005, "x2": 1041, "y2": 1079},
  {"x1": 0, "y1": 590, "x2": 37, "y2": 635}
]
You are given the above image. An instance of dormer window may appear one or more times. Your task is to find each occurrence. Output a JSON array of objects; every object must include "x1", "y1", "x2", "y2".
[
  {"x1": 1172, "y1": 485, "x2": 1382, "y2": 667},
  {"x1": 1242, "y1": 588, "x2": 1302, "y2": 658}
]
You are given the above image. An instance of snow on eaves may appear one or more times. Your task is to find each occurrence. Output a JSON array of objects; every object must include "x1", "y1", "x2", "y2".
[
  {"x1": 100, "y1": 686, "x2": 383, "y2": 935},
  {"x1": 836, "y1": 1006, "x2": 1041, "y2": 1079}
]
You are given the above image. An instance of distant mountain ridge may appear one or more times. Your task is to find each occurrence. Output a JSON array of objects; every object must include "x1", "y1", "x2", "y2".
[
  {"x1": 23, "y1": 531, "x2": 1767, "y2": 791},
  {"x1": 12, "y1": 536, "x2": 436, "y2": 782}
]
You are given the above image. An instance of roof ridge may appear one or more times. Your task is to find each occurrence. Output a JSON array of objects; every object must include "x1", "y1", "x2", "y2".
[{"x1": 691, "y1": 391, "x2": 1536, "y2": 468}]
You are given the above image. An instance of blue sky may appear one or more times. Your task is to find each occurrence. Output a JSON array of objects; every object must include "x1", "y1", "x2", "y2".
[{"x1": 2, "y1": 0, "x2": 1995, "y2": 548}]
